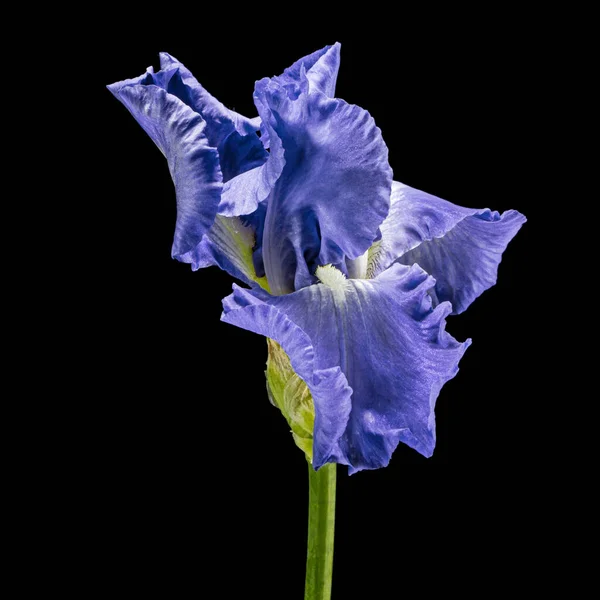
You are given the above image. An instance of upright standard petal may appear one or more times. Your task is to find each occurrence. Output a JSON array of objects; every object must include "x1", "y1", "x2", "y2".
[
  {"x1": 275, "y1": 42, "x2": 341, "y2": 98},
  {"x1": 200, "y1": 77, "x2": 289, "y2": 273},
  {"x1": 254, "y1": 42, "x2": 341, "y2": 149},
  {"x1": 210, "y1": 69, "x2": 294, "y2": 225},
  {"x1": 111, "y1": 56, "x2": 267, "y2": 217},
  {"x1": 260, "y1": 84, "x2": 393, "y2": 294},
  {"x1": 110, "y1": 84, "x2": 222, "y2": 259},
  {"x1": 370, "y1": 182, "x2": 527, "y2": 314},
  {"x1": 221, "y1": 43, "x2": 343, "y2": 233},
  {"x1": 157, "y1": 53, "x2": 268, "y2": 190},
  {"x1": 222, "y1": 263, "x2": 470, "y2": 473},
  {"x1": 162, "y1": 63, "x2": 270, "y2": 216},
  {"x1": 159, "y1": 52, "x2": 261, "y2": 136}
]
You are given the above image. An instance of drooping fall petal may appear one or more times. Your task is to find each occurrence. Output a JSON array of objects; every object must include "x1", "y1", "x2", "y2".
[
  {"x1": 370, "y1": 181, "x2": 527, "y2": 313},
  {"x1": 222, "y1": 263, "x2": 470, "y2": 473},
  {"x1": 221, "y1": 283, "x2": 353, "y2": 468}
]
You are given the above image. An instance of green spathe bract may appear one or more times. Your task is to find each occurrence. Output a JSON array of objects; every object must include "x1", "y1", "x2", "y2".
[{"x1": 265, "y1": 339, "x2": 315, "y2": 461}]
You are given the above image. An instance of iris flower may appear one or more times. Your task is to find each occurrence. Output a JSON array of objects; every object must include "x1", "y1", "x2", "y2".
[{"x1": 108, "y1": 43, "x2": 526, "y2": 474}]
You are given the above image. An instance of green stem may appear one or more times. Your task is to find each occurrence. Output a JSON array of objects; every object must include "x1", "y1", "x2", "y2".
[{"x1": 304, "y1": 462, "x2": 336, "y2": 600}]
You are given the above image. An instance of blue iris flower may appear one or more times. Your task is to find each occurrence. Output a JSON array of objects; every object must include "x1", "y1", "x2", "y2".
[{"x1": 109, "y1": 44, "x2": 526, "y2": 474}]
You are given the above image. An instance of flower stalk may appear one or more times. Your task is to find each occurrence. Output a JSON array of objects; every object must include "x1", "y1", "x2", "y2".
[{"x1": 305, "y1": 462, "x2": 336, "y2": 600}]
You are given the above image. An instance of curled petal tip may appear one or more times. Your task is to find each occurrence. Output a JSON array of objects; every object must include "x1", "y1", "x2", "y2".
[
  {"x1": 159, "y1": 52, "x2": 178, "y2": 70},
  {"x1": 374, "y1": 182, "x2": 527, "y2": 314},
  {"x1": 106, "y1": 82, "x2": 119, "y2": 96}
]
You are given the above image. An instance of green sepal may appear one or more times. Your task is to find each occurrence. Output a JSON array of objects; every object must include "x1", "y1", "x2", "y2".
[{"x1": 265, "y1": 338, "x2": 315, "y2": 461}]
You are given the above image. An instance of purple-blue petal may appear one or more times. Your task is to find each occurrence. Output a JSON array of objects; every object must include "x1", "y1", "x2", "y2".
[
  {"x1": 159, "y1": 52, "x2": 261, "y2": 137},
  {"x1": 221, "y1": 285, "x2": 353, "y2": 466},
  {"x1": 221, "y1": 263, "x2": 470, "y2": 473},
  {"x1": 260, "y1": 84, "x2": 393, "y2": 294},
  {"x1": 109, "y1": 84, "x2": 222, "y2": 259},
  {"x1": 228, "y1": 44, "x2": 343, "y2": 260},
  {"x1": 211, "y1": 72, "x2": 291, "y2": 224},
  {"x1": 276, "y1": 42, "x2": 341, "y2": 98},
  {"x1": 254, "y1": 43, "x2": 341, "y2": 149},
  {"x1": 107, "y1": 66, "x2": 156, "y2": 95},
  {"x1": 110, "y1": 55, "x2": 267, "y2": 218},
  {"x1": 373, "y1": 182, "x2": 527, "y2": 314},
  {"x1": 178, "y1": 214, "x2": 267, "y2": 289},
  {"x1": 157, "y1": 54, "x2": 267, "y2": 190}
]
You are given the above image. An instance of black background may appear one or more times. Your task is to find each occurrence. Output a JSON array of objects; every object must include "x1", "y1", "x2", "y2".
[{"x1": 91, "y1": 24, "x2": 540, "y2": 597}]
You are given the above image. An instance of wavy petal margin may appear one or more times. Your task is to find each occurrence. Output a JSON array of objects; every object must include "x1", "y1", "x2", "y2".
[
  {"x1": 370, "y1": 182, "x2": 527, "y2": 313},
  {"x1": 222, "y1": 263, "x2": 470, "y2": 473},
  {"x1": 260, "y1": 84, "x2": 393, "y2": 294}
]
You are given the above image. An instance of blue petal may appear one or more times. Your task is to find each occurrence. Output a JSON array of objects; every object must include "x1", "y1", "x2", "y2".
[
  {"x1": 276, "y1": 42, "x2": 341, "y2": 98},
  {"x1": 221, "y1": 263, "x2": 470, "y2": 473},
  {"x1": 179, "y1": 214, "x2": 269, "y2": 290},
  {"x1": 159, "y1": 52, "x2": 261, "y2": 136},
  {"x1": 254, "y1": 43, "x2": 341, "y2": 149},
  {"x1": 212, "y1": 71, "x2": 294, "y2": 225},
  {"x1": 205, "y1": 79, "x2": 290, "y2": 250},
  {"x1": 109, "y1": 83, "x2": 222, "y2": 259},
  {"x1": 111, "y1": 56, "x2": 267, "y2": 217},
  {"x1": 157, "y1": 54, "x2": 268, "y2": 191},
  {"x1": 107, "y1": 66, "x2": 156, "y2": 94},
  {"x1": 218, "y1": 159, "x2": 282, "y2": 219},
  {"x1": 216, "y1": 71, "x2": 297, "y2": 275},
  {"x1": 259, "y1": 83, "x2": 393, "y2": 294},
  {"x1": 221, "y1": 285, "x2": 353, "y2": 466},
  {"x1": 371, "y1": 182, "x2": 527, "y2": 314},
  {"x1": 222, "y1": 44, "x2": 343, "y2": 252}
]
